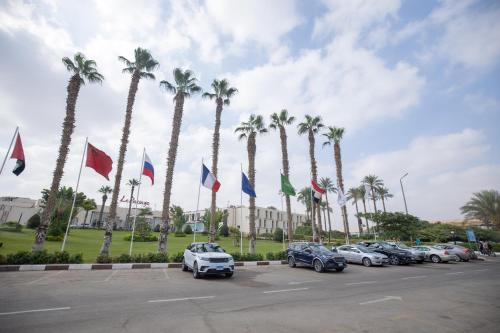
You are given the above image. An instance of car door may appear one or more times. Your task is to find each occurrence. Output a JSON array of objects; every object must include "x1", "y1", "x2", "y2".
[
  {"x1": 303, "y1": 246, "x2": 315, "y2": 266},
  {"x1": 351, "y1": 248, "x2": 363, "y2": 264},
  {"x1": 337, "y1": 246, "x2": 350, "y2": 262},
  {"x1": 184, "y1": 244, "x2": 196, "y2": 268},
  {"x1": 294, "y1": 244, "x2": 306, "y2": 264}
]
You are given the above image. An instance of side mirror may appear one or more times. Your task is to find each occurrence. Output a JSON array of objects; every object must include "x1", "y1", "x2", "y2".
[{"x1": 331, "y1": 247, "x2": 338, "y2": 253}]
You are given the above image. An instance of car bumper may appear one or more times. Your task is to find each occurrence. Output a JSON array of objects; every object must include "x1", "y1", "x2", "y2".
[
  {"x1": 398, "y1": 256, "x2": 413, "y2": 264},
  {"x1": 372, "y1": 258, "x2": 389, "y2": 265},
  {"x1": 324, "y1": 260, "x2": 347, "y2": 269},
  {"x1": 198, "y1": 263, "x2": 234, "y2": 274},
  {"x1": 440, "y1": 255, "x2": 455, "y2": 262}
]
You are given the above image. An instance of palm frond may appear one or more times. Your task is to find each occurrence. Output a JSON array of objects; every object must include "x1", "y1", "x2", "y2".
[
  {"x1": 140, "y1": 72, "x2": 155, "y2": 80},
  {"x1": 160, "y1": 80, "x2": 176, "y2": 94}
]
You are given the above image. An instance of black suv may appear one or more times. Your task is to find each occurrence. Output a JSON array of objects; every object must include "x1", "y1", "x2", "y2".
[
  {"x1": 287, "y1": 242, "x2": 347, "y2": 273},
  {"x1": 358, "y1": 241, "x2": 413, "y2": 265}
]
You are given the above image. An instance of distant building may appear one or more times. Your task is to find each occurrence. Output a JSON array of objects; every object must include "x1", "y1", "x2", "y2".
[
  {"x1": 430, "y1": 219, "x2": 489, "y2": 229},
  {"x1": 0, "y1": 197, "x2": 42, "y2": 225}
]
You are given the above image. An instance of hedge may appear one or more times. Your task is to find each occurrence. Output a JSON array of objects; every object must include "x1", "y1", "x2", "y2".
[{"x1": 3, "y1": 251, "x2": 83, "y2": 265}]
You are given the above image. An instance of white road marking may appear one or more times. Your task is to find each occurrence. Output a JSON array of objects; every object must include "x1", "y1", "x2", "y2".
[
  {"x1": 288, "y1": 279, "x2": 322, "y2": 285},
  {"x1": 0, "y1": 307, "x2": 71, "y2": 316},
  {"x1": 262, "y1": 288, "x2": 309, "y2": 294},
  {"x1": 346, "y1": 281, "x2": 378, "y2": 286},
  {"x1": 473, "y1": 269, "x2": 489, "y2": 272},
  {"x1": 163, "y1": 268, "x2": 170, "y2": 280},
  {"x1": 148, "y1": 296, "x2": 215, "y2": 303},
  {"x1": 25, "y1": 271, "x2": 64, "y2": 285},
  {"x1": 401, "y1": 275, "x2": 428, "y2": 280},
  {"x1": 104, "y1": 270, "x2": 119, "y2": 282},
  {"x1": 446, "y1": 272, "x2": 464, "y2": 275},
  {"x1": 360, "y1": 296, "x2": 402, "y2": 305}
]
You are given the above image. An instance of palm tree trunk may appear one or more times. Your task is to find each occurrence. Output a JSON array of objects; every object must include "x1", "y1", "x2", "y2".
[
  {"x1": 354, "y1": 200, "x2": 363, "y2": 233},
  {"x1": 97, "y1": 196, "x2": 107, "y2": 229},
  {"x1": 307, "y1": 130, "x2": 319, "y2": 242},
  {"x1": 278, "y1": 126, "x2": 294, "y2": 242},
  {"x1": 362, "y1": 198, "x2": 370, "y2": 233},
  {"x1": 371, "y1": 187, "x2": 378, "y2": 212},
  {"x1": 158, "y1": 94, "x2": 185, "y2": 253},
  {"x1": 33, "y1": 74, "x2": 81, "y2": 251},
  {"x1": 334, "y1": 142, "x2": 350, "y2": 237},
  {"x1": 248, "y1": 133, "x2": 257, "y2": 254},
  {"x1": 101, "y1": 70, "x2": 140, "y2": 256},
  {"x1": 209, "y1": 98, "x2": 223, "y2": 243},
  {"x1": 325, "y1": 192, "x2": 332, "y2": 242},
  {"x1": 381, "y1": 196, "x2": 386, "y2": 212},
  {"x1": 126, "y1": 186, "x2": 135, "y2": 230}
]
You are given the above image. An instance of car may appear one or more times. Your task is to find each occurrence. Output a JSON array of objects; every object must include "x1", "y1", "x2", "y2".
[
  {"x1": 358, "y1": 241, "x2": 413, "y2": 265},
  {"x1": 182, "y1": 242, "x2": 234, "y2": 279},
  {"x1": 335, "y1": 244, "x2": 389, "y2": 267},
  {"x1": 287, "y1": 242, "x2": 347, "y2": 273},
  {"x1": 411, "y1": 246, "x2": 456, "y2": 263},
  {"x1": 434, "y1": 244, "x2": 472, "y2": 262},
  {"x1": 386, "y1": 242, "x2": 425, "y2": 263}
]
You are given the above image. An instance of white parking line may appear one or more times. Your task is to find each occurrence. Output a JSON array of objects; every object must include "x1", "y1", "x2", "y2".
[
  {"x1": 288, "y1": 279, "x2": 322, "y2": 285},
  {"x1": 401, "y1": 275, "x2": 428, "y2": 280},
  {"x1": 163, "y1": 269, "x2": 170, "y2": 280},
  {"x1": 473, "y1": 269, "x2": 489, "y2": 272},
  {"x1": 262, "y1": 288, "x2": 309, "y2": 294},
  {"x1": 25, "y1": 271, "x2": 64, "y2": 285},
  {"x1": 104, "y1": 270, "x2": 118, "y2": 282},
  {"x1": 446, "y1": 272, "x2": 464, "y2": 275},
  {"x1": 346, "y1": 281, "x2": 378, "y2": 286},
  {"x1": 148, "y1": 296, "x2": 215, "y2": 303},
  {"x1": 0, "y1": 307, "x2": 71, "y2": 316},
  {"x1": 360, "y1": 296, "x2": 402, "y2": 305}
]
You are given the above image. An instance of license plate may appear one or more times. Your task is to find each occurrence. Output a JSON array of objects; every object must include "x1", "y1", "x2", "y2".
[{"x1": 216, "y1": 266, "x2": 223, "y2": 270}]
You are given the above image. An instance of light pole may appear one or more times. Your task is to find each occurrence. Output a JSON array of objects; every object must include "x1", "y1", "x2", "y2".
[{"x1": 400, "y1": 173, "x2": 408, "y2": 214}]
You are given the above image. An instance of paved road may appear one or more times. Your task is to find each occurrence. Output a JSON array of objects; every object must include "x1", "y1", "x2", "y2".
[{"x1": 1, "y1": 257, "x2": 499, "y2": 333}]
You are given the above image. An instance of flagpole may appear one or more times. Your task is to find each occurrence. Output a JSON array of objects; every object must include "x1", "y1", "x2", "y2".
[
  {"x1": 194, "y1": 157, "x2": 203, "y2": 243},
  {"x1": 240, "y1": 163, "x2": 243, "y2": 255},
  {"x1": 0, "y1": 126, "x2": 19, "y2": 176},
  {"x1": 129, "y1": 148, "x2": 145, "y2": 256},
  {"x1": 61, "y1": 137, "x2": 87, "y2": 252}
]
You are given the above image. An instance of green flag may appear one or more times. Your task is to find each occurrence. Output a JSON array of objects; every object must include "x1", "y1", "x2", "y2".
[{"x1": 280, "y1": 174, "x2": 296, "y2": 196}]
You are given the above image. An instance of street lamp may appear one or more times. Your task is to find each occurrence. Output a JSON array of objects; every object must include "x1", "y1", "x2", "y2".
[
  {"x1": 400, "y1": 173, "x2": 409, "y2": 214},
  {"x1": 451, "y1": 230, "x2": 456, "y2": 245}
]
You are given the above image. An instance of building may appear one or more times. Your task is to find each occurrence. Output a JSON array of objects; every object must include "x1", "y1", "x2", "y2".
[
  {"x1": 430, "y1": 219, "x2": 488, "y2": 229},
  {"x1": 0, "y1": 197, "x2": 42, "y2": 225},
  {"x1": 184, "y1": 206, "x2": 307, "y2": 235}
]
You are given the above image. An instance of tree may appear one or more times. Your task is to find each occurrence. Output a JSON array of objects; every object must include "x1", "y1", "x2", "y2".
[
  {"x1": 347, "y1": 187, "x2": 363, "y2": 233},
  {"x1": 319, "y1": 177, "x2": 337, "y2": 242},
  {"x1": 170, "y1": 205, "x2": 186, "y2": 231},
  {"x1": 357, "y1": 185, "x2": 370, "y2": 233},
  {"x1": 297, "y1": 187, "x2": 312, "y2": 221},
  {"x1": 33, "y1": 53, "x2": 103, "y2": 251},
  {"x1": 26, "y1": 214, "x2": 41, "y2": 229},
  {"x1": 270, "y1": 109, "x2": 296, "y2": 243},
  {"x1": 461, "y1": 190, "x2": 500, "y2": 229},
  {"x1": 323, "y1": 126, "x2": 350, "y2": 238},
  {"x1": 158, "y1": 68, "x2": 202, "y2": 253},
  {"x1": 363, "y1": 212, "x2": 423, "y2": 241},
  {"x1": 42, "y1": 187, "x2": 87, "y2": 237},
  {"x1": 97, "y1": 186, "x2": 112, "y2": 229},
  {"x1": 235, "y1": 114, "x2": 267, "y2": 254},
  {"x1": 298, "y1": 115, "x2": 324, "y2": 242},
  {"x1": 202, "y1": 79, "x2": 237, "y2": 242},
  {"x1": 101, "y1": 47, "x2": 158, "y2": 256},
  {"x1": 125, "y1": 179, "x2": 141, "y2": 229},
  {"x1": 362, "y1": 175, "x2": 384, "y2": 213},
  {"x1": 81, "y1": 199, "x2": 97, "y2": 228},
  {"x1": 376, "y1": 186, "x2": 393, "y2": 213}
]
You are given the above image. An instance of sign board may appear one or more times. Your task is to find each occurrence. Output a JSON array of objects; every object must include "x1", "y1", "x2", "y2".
[{"x1": 466, "y1": 229, "x2": 476, "y2": 242}]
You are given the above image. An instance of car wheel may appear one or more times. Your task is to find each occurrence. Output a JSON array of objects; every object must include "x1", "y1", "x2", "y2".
[
  {"x1": 225, "y1": 272, "x2": 233, "y2": 278},
  {"x1": 430, "y1": 255, "x2": 441, "y2": 263},
  {"x1": 182, "y1": 258, "x2": 188, "y2": 271},
  {"x1": 288, "y1": 256, "x2": 296, "y2": 268},
  {"x1": 362, "y1": 257, "x2": 372, "y2": 267},
  {"x1": 313, "y1": 259, "x2": 324, "y2": 273},
  {"x1": 193, "y1": 262, "x2": 201, "y2": 279},
  {"x1": 389, "y1": 255, "x2": 400, "y2": 265},
  {"x1": 335, "y1": 267, "x2": 344, "y2": 272}
]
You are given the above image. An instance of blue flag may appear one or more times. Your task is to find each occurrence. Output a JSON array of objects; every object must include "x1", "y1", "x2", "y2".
[{"x1": 242, "y1": 172, "x2": 256, "y2": 197}]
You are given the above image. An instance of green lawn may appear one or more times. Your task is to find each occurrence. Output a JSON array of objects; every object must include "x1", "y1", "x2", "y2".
[{"x1": 0, "y1": 229, "x2": 288, "y2": 263}]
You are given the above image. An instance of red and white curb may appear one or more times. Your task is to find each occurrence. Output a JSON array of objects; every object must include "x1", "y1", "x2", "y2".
[{"x1": 0, "y1": 260, "x2": 287, "y2": 272}]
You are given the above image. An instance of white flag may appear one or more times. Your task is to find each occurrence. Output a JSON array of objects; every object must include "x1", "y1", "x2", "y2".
[{"x1": 337, "y1": 190, "x2": 347, "y2": 207}]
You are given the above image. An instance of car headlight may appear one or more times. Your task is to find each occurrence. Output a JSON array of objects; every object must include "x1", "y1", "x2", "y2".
[
  {"x1": 228, "y1": 257, "x2": 234, "y2": 262},
  {"x1": 198, "y1": 256, "x2": 210, "y2": 262}
]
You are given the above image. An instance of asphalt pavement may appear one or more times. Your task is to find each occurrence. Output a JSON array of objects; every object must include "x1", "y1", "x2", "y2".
[{"x1": 1, "y1": 257, "x2": 499, "y2": 333}]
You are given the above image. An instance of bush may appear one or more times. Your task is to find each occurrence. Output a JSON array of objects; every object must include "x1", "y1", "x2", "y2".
[
  {"x1": 26, "y1": 214, "x2": 41, "y2": 229},
  {"x1": 4, "y1": 251, "x2": 82, "y2": 265},
  {"x1": 174, "y1": 231, "x2": 186, "y2": 237},
  {"x1": 153, "y1": 224, "x2": 160, "y2": 232},
  {"x1": 219, "y1": 224, "x2": 229, "y2": 237},
  {"x1": 0, "y1": 254, "x2": 6, "y2": 265},
  {"x1": 170, "y1": 252, "x2": 184, "y2": 263},
  {"x1": 123, "y1": 235, "x2": 158, "y2": 242},
  {"x1": 266, "y1": 251, "x2": 287, "y2": 261},
  {"x1": 96, "y1": 254, "x2": 112, "y2": 263},
  {"x1": 184, "y1": 225, "x2": 193, "y2": 234},
  {"x1": 229, "y1": 253, "x2": 264, "y2": 261},
  {"x1": 0, "y1": 221, "x2": 22, "y2": 232},
  {"x1": 273, "y1": 228, "x2": 284, "y2": 242},
  {"x1": 258, "y1": 233, "x2": 273, "y2": 240},
  {"x1": 46, "y1": 235, "x2": 64, "y2": 241},
  {"x1": 113, "y1": 254, "x2": 132, "y2": 263}
]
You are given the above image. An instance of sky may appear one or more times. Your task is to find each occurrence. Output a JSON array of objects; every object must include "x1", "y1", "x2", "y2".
[{"x1": 0, "y1": 0, "x2": 499, "y2": 231}]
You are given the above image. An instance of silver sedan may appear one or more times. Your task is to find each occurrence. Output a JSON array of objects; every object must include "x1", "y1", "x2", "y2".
[
  {"x1": 336, "y1": 245, "x2": 389, "y2": 267},
  {"x1": 412, "y1": 246, "x2": 456, "y2": 263}
]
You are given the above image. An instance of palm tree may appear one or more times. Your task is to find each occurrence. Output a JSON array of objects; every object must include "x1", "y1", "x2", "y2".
[
  {"x1": 97, "y1": 186, "x2": 112, "y2": 229},
  {"x1": 81, "y1": 199, "x2": 97, "y2": 228},
  {"x1": 297, "y1": 187, "x2": 312, "y2": 221},
  {"x1": 362, "y1": 175, "x2": 384, "y2": 213},
  {"x1": 101, "y1": 47, "x2": 158, "y2": 256},
  {"x1": 319, "y1": 177, "x2": 337, "y2": 243},
  {"x1": 33, "y1": 53, "x2": 103, "y2": 251},
  {"x1": 297, "y1": 115, "x2": 324, "y2": 242},
  {"x1": 376, "y1": 186, "x2": 393, "y2": 213},
  {"x1": 158, "y1": 68, "x2": 202, "y2": 253},
  {"x1": 270, "y1": 109, "x2": 296, "y2": 243},
  {"x1": 461, "y1": 190, "x2": 500, "y2": 229},
  {"x1": 323, "y1": 126, "x2": 350, "y2": 237},
  {"x1": 202, "y1": 79, "x2": 237, "y2": 243},
  {"x1": 235, "y1": 114, "x2": 267, "y2": 254},
  {"x1": 347, "y1": 187, "x2": 363, "y2": 234},
  {"x1": 126, "y1": 179, "x2": 141, "y2": 229},
  {"x1": 358, "y1": 185, "x2": 370, "y2": 233}
]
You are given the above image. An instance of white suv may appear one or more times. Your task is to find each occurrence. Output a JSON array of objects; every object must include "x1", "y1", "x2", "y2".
[{"x1": 182, "y1": 242, "x2": 234, "y2": 279}]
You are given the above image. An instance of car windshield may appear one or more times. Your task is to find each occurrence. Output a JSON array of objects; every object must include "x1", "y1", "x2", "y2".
[
  {"x1": 378, "y1": 243, "x2": 393, "y2": 250},
  {"x1": 309, "y1": 244, "x2": 331, "y2": 254},
  {"x1": 396, "y1": 243, "x2": 410, "y2": 249},
  {"x1": 356, "y1": 246, "x2": 373, "y2": 253},
  {"x1": 200, "y1": 244, "x2": 225, "y2": 253}
]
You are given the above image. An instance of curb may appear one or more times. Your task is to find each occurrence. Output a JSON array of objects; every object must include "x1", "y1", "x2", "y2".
[{"x1": 0, "y1": 260, "x2": 288, "y2": 272}]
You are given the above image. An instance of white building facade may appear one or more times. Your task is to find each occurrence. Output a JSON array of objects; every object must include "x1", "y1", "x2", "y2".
[{"x1": 0, "y1": 197, "x2": 42, "y2": 224}]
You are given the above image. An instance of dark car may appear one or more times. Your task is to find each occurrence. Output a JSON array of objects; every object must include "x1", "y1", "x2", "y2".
[
  {"x1": 287, "y1": 242, "x2": 347, "y2": 273},
  {"x1": 358, "y1": 241, "x2": 413, "y2": 265}
]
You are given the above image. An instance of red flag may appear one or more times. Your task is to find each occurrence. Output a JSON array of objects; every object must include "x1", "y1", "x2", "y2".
[
  {"x1": 10, "y1": 133, "x2": 25, "y2": 176},
  {"x1": 85, "y1": 143, "x2": 112, "y2": 180}
]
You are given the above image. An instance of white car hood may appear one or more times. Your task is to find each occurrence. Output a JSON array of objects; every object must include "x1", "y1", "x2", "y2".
[{"x1": 196, "y1": 252, "x2": 232, "y2": 259}]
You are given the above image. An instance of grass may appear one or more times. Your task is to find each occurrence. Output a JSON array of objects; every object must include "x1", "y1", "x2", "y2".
[{"x1": 0, "y1": 228, "x2": 288, "y2": 263}]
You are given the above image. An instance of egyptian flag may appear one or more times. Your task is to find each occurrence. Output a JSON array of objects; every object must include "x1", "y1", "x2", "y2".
[
  {"x1": 85, "y1": 143, "x2": 113, "y2": 180},
  {"x1": 11, "y1": 133, "x2": 25, "y2": 176},
  {"x1": 311, "y1": 180, "x2": 325, "y2": 203}
]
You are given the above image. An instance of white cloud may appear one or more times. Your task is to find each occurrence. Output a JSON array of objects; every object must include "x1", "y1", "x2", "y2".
[{"x1": 464, "y1": 93, "x2": 500, "y2": 115}]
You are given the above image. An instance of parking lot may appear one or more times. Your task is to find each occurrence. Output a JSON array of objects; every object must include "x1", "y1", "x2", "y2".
[{"x1": 1, "y1": 257, "x2": 499, "y2": 333}]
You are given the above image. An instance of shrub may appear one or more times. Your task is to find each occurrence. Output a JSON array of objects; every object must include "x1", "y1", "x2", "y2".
[
  {"x1": 70, "y1": 253, "x2": 83, "y2": 264},
  {"x1": 174, "y1": 231, "x2": 186, "y2": 237},
  {"x1": 123, "y1": 235, "x2": 158, "y2": 242},
  {"x1": 273, "y1": 228, "x2": 284, "y2": 242},
  {"x1": 26, "y1": 214, "x2": 41, "y2": 229},
  {"x1": 170, "y1": 252, "x2": 184, "y2": 263},
  {"x1": 113, "y1": 254, "x2": 132, "y2": 263},
  {"x1": 229, "y1": 253, "x2": 264, "y2": 261},
  {"x1": 7, "y1": 251, "x2": 32, "y2": 265},
  {"x1": 46, "y1": 235, "x2": 64, "y2": 241},
  {"x1": 0, "y1": 254, "x2": 6, "y2": 265},
  {"x1": 266, "y1": 251, "x2": 287, "y2": 260},
  {"x1": 145, "y1": 253, "x2": 169, "y2": 263},
  {"x1": 153, "y1": 224, "x2": 160, "y2": 232},
  {"x1": 184, "y1": 225, "x2": 193, "y2": 234},
  {"x1": 96, "y1": 254, "x2": 112, "y2": 264},
  {"x1": 4, "y1": 251, "x2": 82, "y2": 265},
  {"x1": 219, "y1": 224, "x2": 229, "y2": 237}
]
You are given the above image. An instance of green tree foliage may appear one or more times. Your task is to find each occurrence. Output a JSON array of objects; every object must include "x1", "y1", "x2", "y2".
[
  {"x1": 184, "y1": 224, "x2": 193, "y2": 234},
  {"x1": 363, "y1": 212, "x2": 423, "y2": 241},
  {"x1": 169, "y1": 205, "x2": 186, "y2": 231},
  {"x1": 219, "y1": 224, "x2": 229, "y2": 237},
  {"x1": 26, "y1": 214, "x2": 41, "y2": 229},
  {"x1": 43, "y1": 187, "x2": 86, "y2": 237},
  {"x1": 273, "y1": 227, "x2": 284, "y2": 242},
  {"x1": 461, "y1": 190, "x2": 500, "y2": 229}
]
